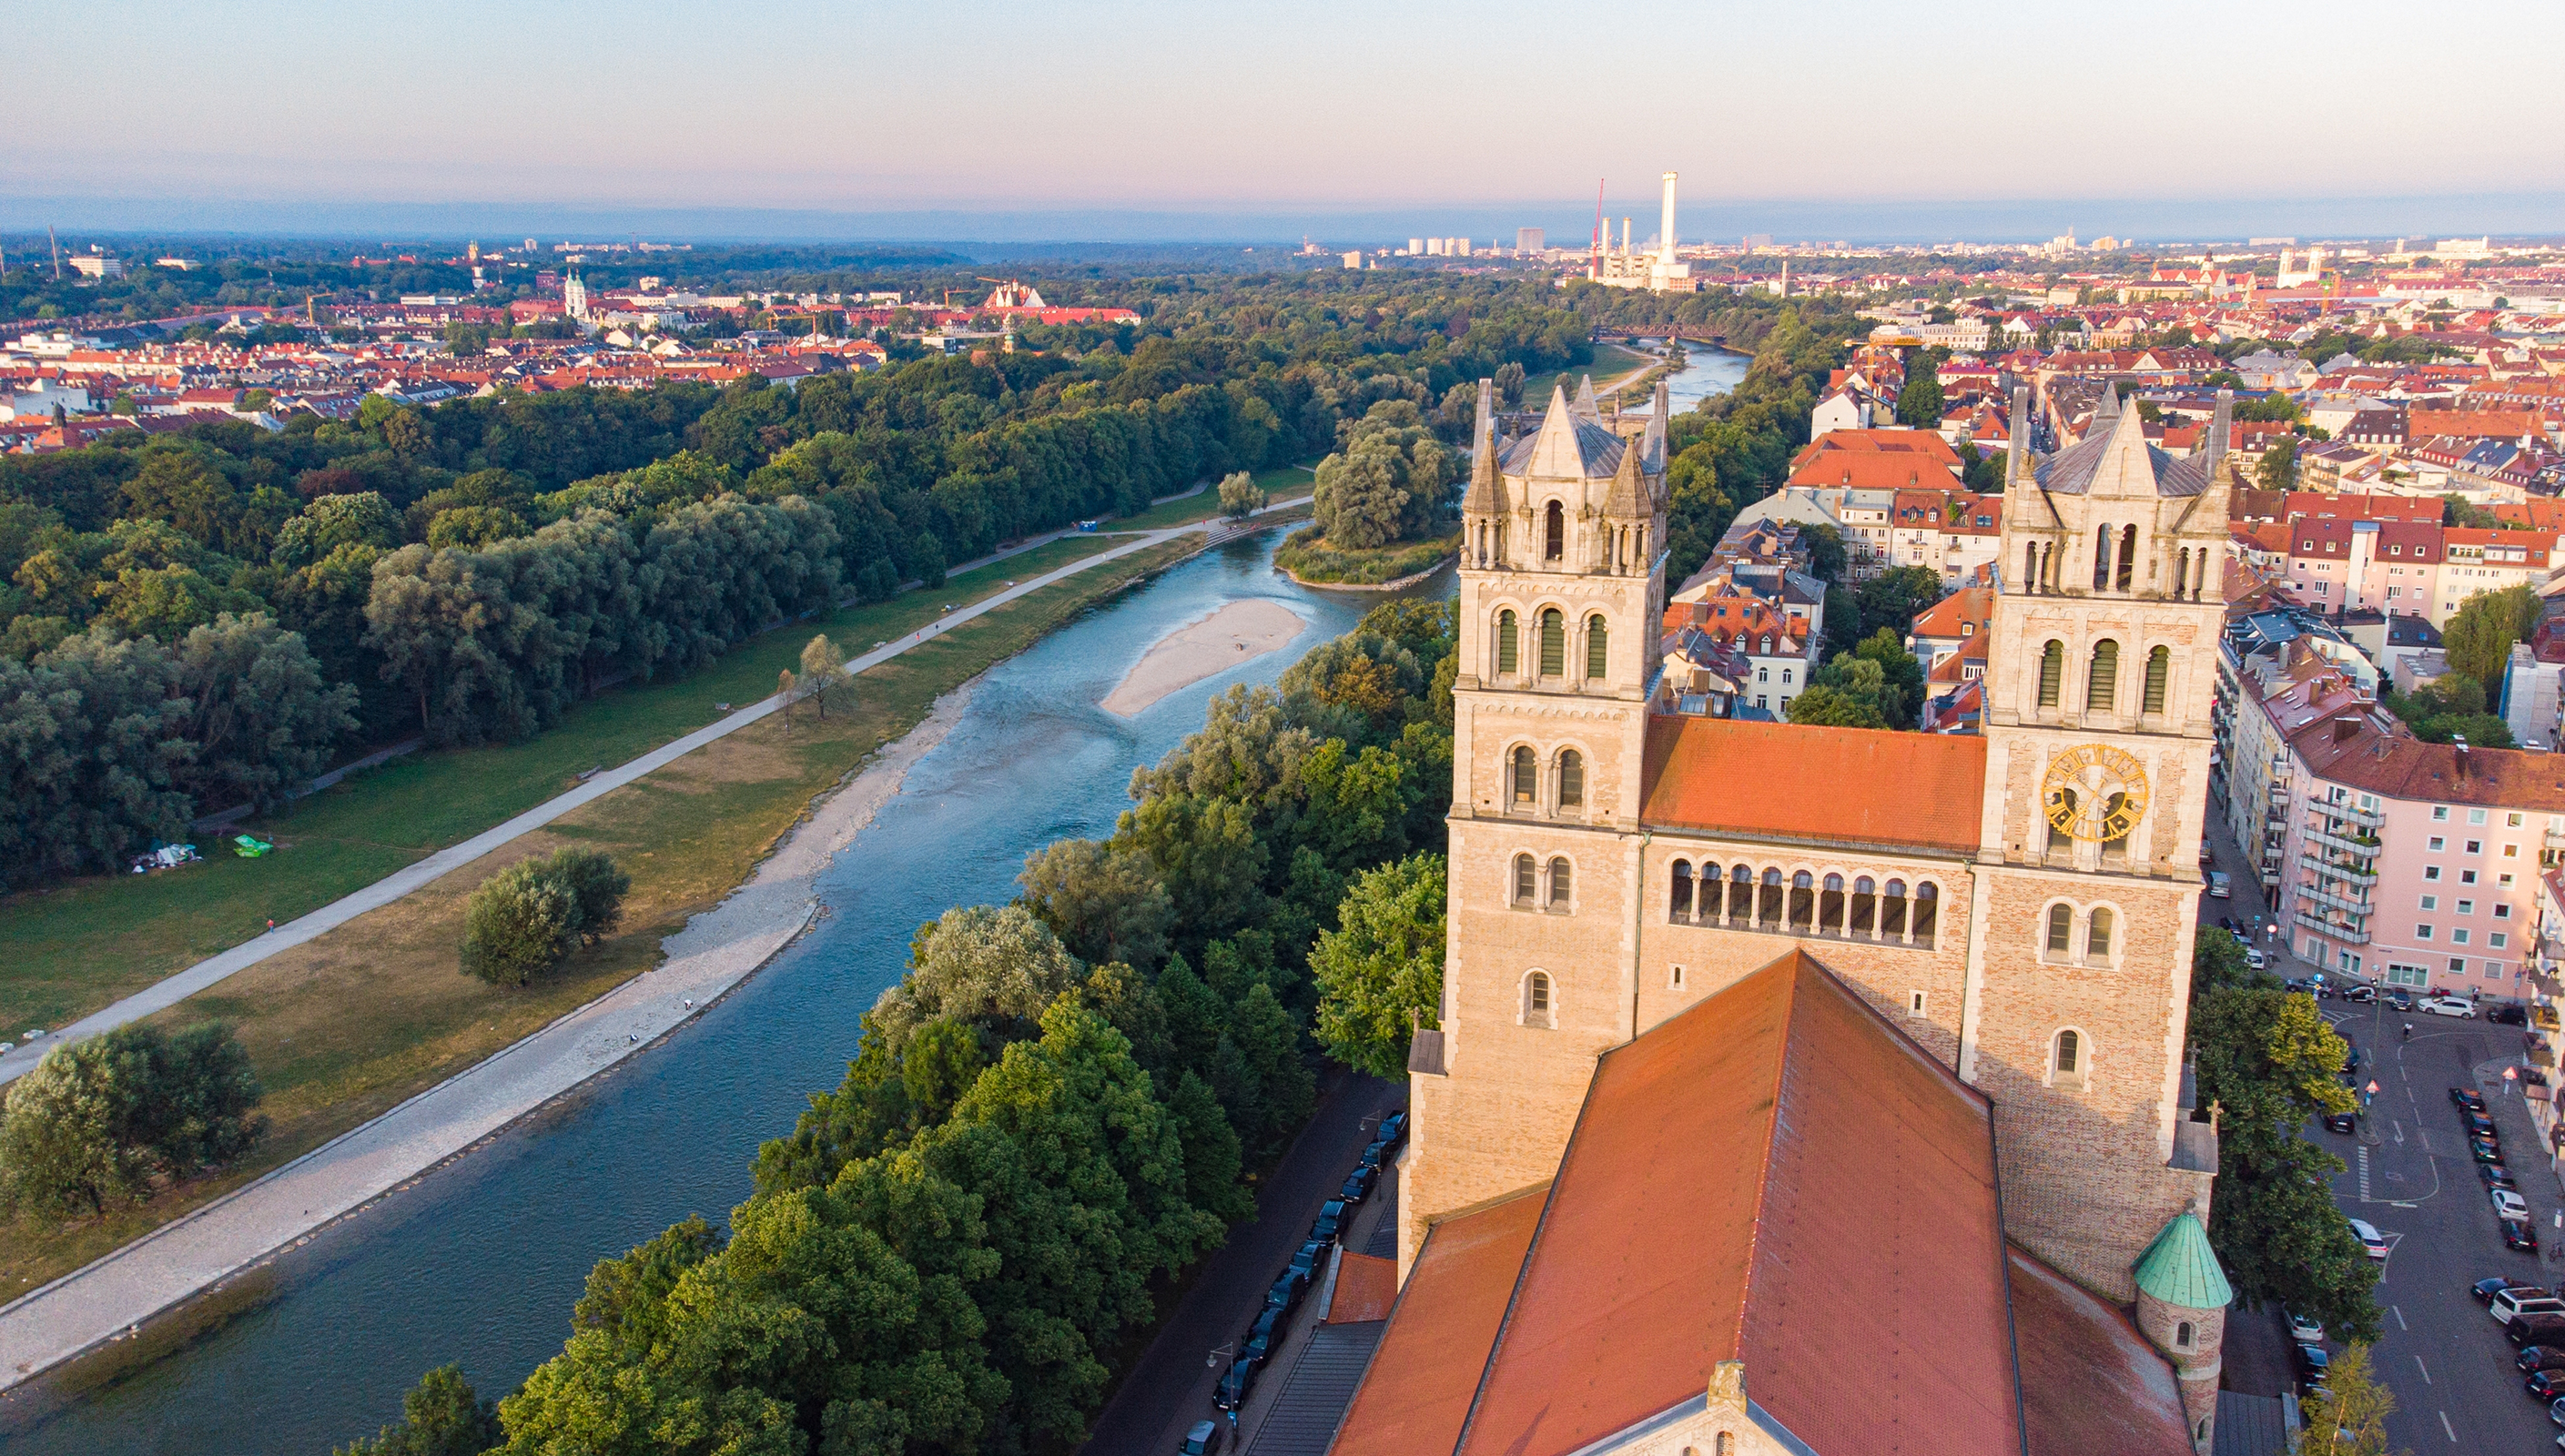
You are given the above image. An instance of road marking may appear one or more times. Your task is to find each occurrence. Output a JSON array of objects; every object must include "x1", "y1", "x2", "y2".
[
  {"x1": 2358, "y1": 1146, "x2": 2373, "y2": 1201},
  {"x1": 2439, "y1": 1410, "x2": 2457, "y2": 1442},
  {"x1": 2392, "y1": 1119, "x2": 2406, "y2": 1145},
  {"x1": 2394, "y1": 1304, "x2": 2408, "y2": 1330},
  {"x1": 2415, "y1": 1353, "x2": 2430, "y2": 1384}
]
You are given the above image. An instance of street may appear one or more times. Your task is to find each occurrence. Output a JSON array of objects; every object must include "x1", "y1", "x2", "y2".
[{"x1": 2206, "y1": 807, "x2": 2560, "y2": 1450}]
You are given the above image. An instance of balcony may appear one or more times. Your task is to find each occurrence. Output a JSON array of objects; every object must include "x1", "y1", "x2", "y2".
[
  {"x1": 2295, "y1": 909, "x2": 2372, "y2": 945},
  {"x1": 2533, "y1": 968, "x2": 2565, "y2": 1000},
  {"x1": 2302, "y1": 854, "x2": 2380, "y2": 889},
  {"x1": 2303, "y1": 824, "x2": 2383, "y2": 857},
  {"x1": 2549, "y1": 824, "x2": 2565, "y2": 852},
  {"x1": 2314, "y1": 801, "x2": 2385, "y2": 830},
  {"x1": 2296, "y1": 882, "x2": 2375, "y2": 917},
  {"x1": 2535, "y1": 1005, "x2": 2561, "y2": 1033},
  {"x1": 2267, "y1": 785, "x2": 2290, "y2": 809}
]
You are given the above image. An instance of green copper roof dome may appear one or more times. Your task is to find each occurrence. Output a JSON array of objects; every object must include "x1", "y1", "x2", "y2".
[{"x1": 2134, "y1": 1212, "x2": 2233, "y2": 1309}]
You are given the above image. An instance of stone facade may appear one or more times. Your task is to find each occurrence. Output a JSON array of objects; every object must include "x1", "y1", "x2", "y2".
[{"x1": 1407, "y1": 383, "x2": 2233, "y2": 1317}]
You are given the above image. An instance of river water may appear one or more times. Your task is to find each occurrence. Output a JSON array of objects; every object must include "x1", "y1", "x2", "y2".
[{"x1": 0, "y1": 349, "x2": 1735, "y2": 1456}]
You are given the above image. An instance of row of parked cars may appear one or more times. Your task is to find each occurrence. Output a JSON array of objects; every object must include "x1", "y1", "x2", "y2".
[
  {"x1": 1180, "y1": 1111, "x2": 1408, "y2": 1456},
  {"x1": 2453, "y1": 1086, "x2": 2544, "y2": 1253},
  {"x1": 2469, "y1": 1278, "x2": 2565, "y2": 1437}
]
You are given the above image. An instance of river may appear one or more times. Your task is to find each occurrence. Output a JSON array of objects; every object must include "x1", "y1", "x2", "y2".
[{"x1": 0, "y1": 348, "x2": 1737, "y2": 1455}]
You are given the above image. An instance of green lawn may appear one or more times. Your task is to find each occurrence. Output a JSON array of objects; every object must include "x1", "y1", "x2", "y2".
[
  {"x1": 1110, "y1": 461, "x2": 1316, "y2": 532},
  {"x1": 1523, "y1": 343, "x2": 1647, "y2": 410},
  {"x1": 0, "y1": 531, "x2": 1137, "y2": 1033}
]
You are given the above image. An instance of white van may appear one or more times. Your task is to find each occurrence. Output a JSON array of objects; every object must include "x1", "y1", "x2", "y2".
[
  {"x1": 2493, "y1": 1287, "x2": 2565, "y2": 1323},
  {"x1": 2207, "y1": 871, "x2": 2232, "y2": 899}
]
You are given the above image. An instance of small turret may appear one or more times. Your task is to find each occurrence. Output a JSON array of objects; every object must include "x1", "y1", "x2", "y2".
[
  {"x1": 2132, "y1": 1212, "x2": 2231, "y2": 1455},
  {"x1": 1462, "y1": 378, "x2": 1507, "y2": 566}
]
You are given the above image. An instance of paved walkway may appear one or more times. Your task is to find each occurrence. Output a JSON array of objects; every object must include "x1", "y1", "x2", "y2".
[{"x1": 0, "y1": 495, "x2": 1307, "y2": 1393}]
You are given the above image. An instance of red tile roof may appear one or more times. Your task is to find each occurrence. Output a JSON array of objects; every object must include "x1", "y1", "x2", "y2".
[
  {"x1": 2007, "y1": 1245, "x2": 2195, "y2": 1456},
  {"x1": 1326, "y1": 1253, "x2": 1398, "y2": 1324},
  {"x1": 1330, "y1": 1187, "x2": 1546, "y2": 1456},
  {"x1": 1641, "y1": 717, "x2": 1987, "y2": 853}
]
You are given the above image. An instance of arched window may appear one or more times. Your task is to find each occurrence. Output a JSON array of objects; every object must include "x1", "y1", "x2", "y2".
[
  {"x1": 1789, "y1": 870, "x2": 1815, "y2": 930},
  {"x1": 2088, "y1": 906, "x2": 2114, "y2": 959},
  {"x1": 1911, "y1": 881, "x2": 1939, "y2": 948},
  {"x1": 1547, "y1": 857, "x2": 1571, "y2": 907},
  {"x1": 1670, "y1": 860, "x2": 1695, "y2": 923},
  {"x1": 2116, "y1": 523, "x2": 2137, "y2": 592},
  {"x1": 2037, "y1": 639, "x2": 2063, "y2": 708},
  {"x1": 1820, "y1": 873, "x2": 1846, "y2": 935},
  {"x1": 1586, "y1": 614, "x2": 1608, "y2": 680},
  {"x1": 2175, "y1": 548, "x2": 2191, "y2": 601},
  {"x1": 1729, "y1": 865, "x2": 1753, "y2": 927},
  {"x1": 1496, "y1": 609, "x2": 1518, "y2": 675},
  {"x1": 1850, "y1": 876, "x2": 1878, "y2": 937},
  {"x1": 1544, "y1": 500, "x2": 1564, "y2": 560},
  {"x1": 1757, "y1": 867, "x2": 1784, "y2": 928},
  {"x1": 2092, "y1": 524, "x2": 2113, "y2": 591},
  {"x1": 1511, "y1": 746, "x2": 1536, "y2": 807},
  {"x1": 1539, "y1": 608, "x2": 1565, "y2": 676},
  {"x1": 1523, "y1": 971, "x2": 1553, "y2": 1028},
  {"x1": 1759, "y1": 633, "x2": 1773, "y2": 654},
  {"x1": 1557, "y1": 749, "x2": 1584, "y2": 807},
  {"x1": 1697, "y1": 864, "x2": 1723, "y2": 922},
  {"x1": 2144, "y1": 645, "x2": 2171, "y2": 716},
  {"x1": 2052, "y1": 1028, "x2": 2086, "y2": 1090},
  {"x1": 2023, "y1": 542, "x2": 2037, "y2": 591},
  {"x1": 2175, "y1": 1321, "x2": 2193, "y2": 1349},
  {"x1": 2087, "y1": 639, "x2": 2119, "y2": 712},
  {"x1": 1881, "y1": 878, "x2": 1909, "y2": 940},
  {"x1": 2046, "y1": 903, "x2": 2073, "y2": 955},
  {"x1": 1513, "y1": 854, "x2": 1536, "y2": 906}
]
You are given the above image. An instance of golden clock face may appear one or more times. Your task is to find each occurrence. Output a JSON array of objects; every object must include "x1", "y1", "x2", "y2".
[{"x1": 2043, "y1": 743, "x2": 2150, "y2": 843}]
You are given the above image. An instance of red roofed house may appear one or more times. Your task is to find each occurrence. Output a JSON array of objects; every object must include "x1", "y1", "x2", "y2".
[{"x1": 1373, "y1": 382, "x2": 2238, "y2": 1455}]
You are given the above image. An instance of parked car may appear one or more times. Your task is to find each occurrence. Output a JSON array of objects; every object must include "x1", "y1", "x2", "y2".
[
  {"x1": 2246, "y1": 948, "x2": 2269, "y2": 970},
  {"x1": 1376, "y1": 1110, "x2": 1408, "y2": 1146},
  {"x1": 2485, "y1": 1162, "x2": 2520, "y2": 1190},
  {"x1": 2530, "y1": 1370, "x2": 2565, "y2": 1401},
  {"x1": 1339, "y1": 1164, "x2": 1378, "y2": 1208},
  {"x1": 1287, "y1": 1239, "x2": 1326, "y2": 1282},
  {"x1": 2474, "y1": 1136, "x2": 2506, "y2": 1163},
  {"x1": 2464, "y1": 1108, "x2": 2500, "y2": 1137},
  {"x1": 2518, "y1": 1345, "x2": 2565, "y2": 1373},
  {"x1": 2286, "y1": 1309, "x2": 2325, "y2": 1343},
  {"x1": 2509, "y1": 1313, "x2": 2565, "y2": 1347},
  {"x1": 2456, "y1": 1087, "x2": 2491, "y2": 1111},
  {"x1": 2295, "y1": 1342, "x2": 2330, "y2": 1386},
  {"x1": 1240, "y1": 1306, "x2": 1284, "y2": 1364},
  {"x1": 2492, "y1": 1287, "x2": 2562, "y2": 1324},
  {"x1": 1178, "y1": 1418, "x2": 1230, "y2": 1456},
  {"x1": 1359, "y1": 1138, "x2": 1393, "y2": 1170},
  {"x1": 1264, "y1": 1269, "x2": 1308, "y2": 1316},
  {"x1": 2481, "y1": 1276, "x2": 2530, "y2": 1303},
  {"x1": 2218, "y1": 915, "x2": 2240, "y2": 934},
  {"x1": 2347, "y1": 1217, "x2": 2391, "y2": 1260},
  {"x1": 2322, "y1": 1108, "x2": 2359, "y2": 1134},
  {"x1": 2550, "y1": 1394, "x2": 2565, "y2": 1427},
  {"x1": 2340, "y1": 984, "x2": 2379, "y2": 1004},
  {"x1": 2208, "y1": 871, "x2": 2232, "y2": 899},
  {"x1": 1311, "y1": 1198, "x2": 1348, "y2": 1246},
  {"x1": 1213, "y1": 1355, "x2": 1257, "y2": 1410},
  {"x1": 2493, "y1": 1003, "x2": 2530, "y2": 1026},
  {"x1": 2385, "y1": 989, "x2": 2416, "y2": 1011},
  {"x1": 2506, "y1": 1219, "x2": 2543, "y2": 1253},
  {"x1": 2421, "y1": 996, "x2": 2480, "y2": 1018}
]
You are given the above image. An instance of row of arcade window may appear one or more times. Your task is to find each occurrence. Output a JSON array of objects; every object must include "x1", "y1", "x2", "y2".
[
  {"x1": 1665, "y1": 861, "x2": 1940, "y2": 948},
  {"x1": 1495, "y1": 610, "x2": 1608, "y2": 679},
  {"x1": 2017, "y1": 527, "x2": 2210, "y2": 601},
  {"x1": 1509, "y1": 747, "x2": 1583, "y2": 811},
  {"x1": 2035, "y1": 639, "x2": 2171, "y2": 715},
  {"x1": 1510, "y1": 854, "x2": 1572, "y2": 910}
]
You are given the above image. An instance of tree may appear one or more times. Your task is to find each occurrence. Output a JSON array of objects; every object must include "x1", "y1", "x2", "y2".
[
  {"x1": 167, "y1": 612, "x2": 360, "y2": 814},
  {"x1": 2441, "y1": 583, "x2": 2539, "y2": 687},
  {"x1": 797, "y1": 632, "x2": 852, "y2": 719},
  {"x1": 1494, "y1": 360, "x2": 1526, "y2": 408},
  {"x1": 0, "y1": 1024, "x2": 265, "y2": 1218},
  {"x1": 337, "y1": 1364, "x2": 501, "y2": 1456},
  {"x1": 1216, "y1": 470, "x2": 1264, "y2": 520},
  {"x1": 1799, "y1": 522, "x2": 1848, "y2": 584},
  {"x1": 1893, "y1": 359, "x2": 1943, "y2": 428},
  {"x1": 1854, "y1": 565, "x2": 1943, "y2": 640},
  {"x1": 1311, "y1": 853, "x2": 1445, "y2": 1078},
  {"x1": 2298, "y1": 1341, "x2": 2398, "y2": 1456},
  {"x1": 1018, "y1": 837, "x2": 1175, "y2": 969},
  {"x1": 914, "y1": 530, "x2": 948, "y2": 589},
  {"x1": 1786, "y1": 679, "x2": 1890, "y2": 729},
  {"x1": 442, "y1": 319, "x2": 490, "y2": 358},
  {"x1": 2255, "y1": 436, "x2": 2298, "y2": 492},
  {"x1": 458, "y1": 847, "x2": 626, "y2": 986},
  {"x1": 869, "y1": 904, "x2": 1088, "y2": 1054}
]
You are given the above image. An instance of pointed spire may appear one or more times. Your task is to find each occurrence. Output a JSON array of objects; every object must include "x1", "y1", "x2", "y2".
[
  {"x1": 2204, "y1": 388, "x2": 2234, "y2": 488},
  {"x1": 2095, "y1": 382, "x2": 2122, "y2": 425},
  {"x1": 1639, "y1": 378, "x2": 1671, "y2": 476},
  {"x1": 1604, "y1": 434, "x2": 1644, "y2": 520},
  {"x1": 1573, "y1": 373, "x2": 1601, "y2": 421},
  {"x1": 1525, "y1": 380, "x2": 1587, "y2": 480},
  {"x1": 1463, "y1": 377, "x2": 1506, "y2": 517}
]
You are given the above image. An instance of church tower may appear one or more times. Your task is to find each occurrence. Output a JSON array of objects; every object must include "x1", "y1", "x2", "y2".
[
  {"x1": 1968, "y1": 387, "x2": 2233, "y2": 1295},
  {"x1": 1402, "y1": 377, "x2": 1668, "y2": 1269}
]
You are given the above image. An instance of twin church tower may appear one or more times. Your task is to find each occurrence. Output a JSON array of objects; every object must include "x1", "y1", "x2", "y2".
[{"x1": 1408, "y1": 374, "x2": 2237, "y2": 1409}]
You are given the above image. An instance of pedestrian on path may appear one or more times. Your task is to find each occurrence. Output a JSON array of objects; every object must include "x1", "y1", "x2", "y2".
[{"x1": 266, "y1": 918, "x2": 274, "y2": 934}]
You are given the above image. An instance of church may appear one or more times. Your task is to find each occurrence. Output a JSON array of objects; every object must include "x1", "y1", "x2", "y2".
[{"x1": 1329, "y1": 379, "x2": 2242, "y2": 1456}]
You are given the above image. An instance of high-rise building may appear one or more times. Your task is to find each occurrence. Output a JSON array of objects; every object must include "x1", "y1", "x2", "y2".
[
  {"x1": 1333, "y1": 384, "x2": 2239, "y2": 1456},
  {"x1": 1516, "y1": 227, "x2": 1545, "y2": 255}
]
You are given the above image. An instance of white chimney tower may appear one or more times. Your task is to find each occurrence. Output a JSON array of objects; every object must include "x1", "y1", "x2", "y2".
[{"x1": 1660, "y1": 172, "x2": 1678, "y2": 266}]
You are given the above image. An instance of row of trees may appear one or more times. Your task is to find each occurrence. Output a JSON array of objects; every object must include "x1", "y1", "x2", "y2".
[{"x1": 351, "y1": 598, "x2": 1461, "y2": 1454}]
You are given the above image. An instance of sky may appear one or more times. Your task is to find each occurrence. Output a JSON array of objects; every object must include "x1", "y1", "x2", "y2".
[{"x1": 9, "y1": 0, "x2": 2565, "y2": 243}]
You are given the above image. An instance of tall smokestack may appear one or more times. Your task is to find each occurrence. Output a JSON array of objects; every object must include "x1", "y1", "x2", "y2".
[
  {"x1": 1659, "y1": 172, "x2": 1678, "y2": 267},
  {"x1": 1621, "y1": 217, "x2": 1630, "y2": 256}
]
